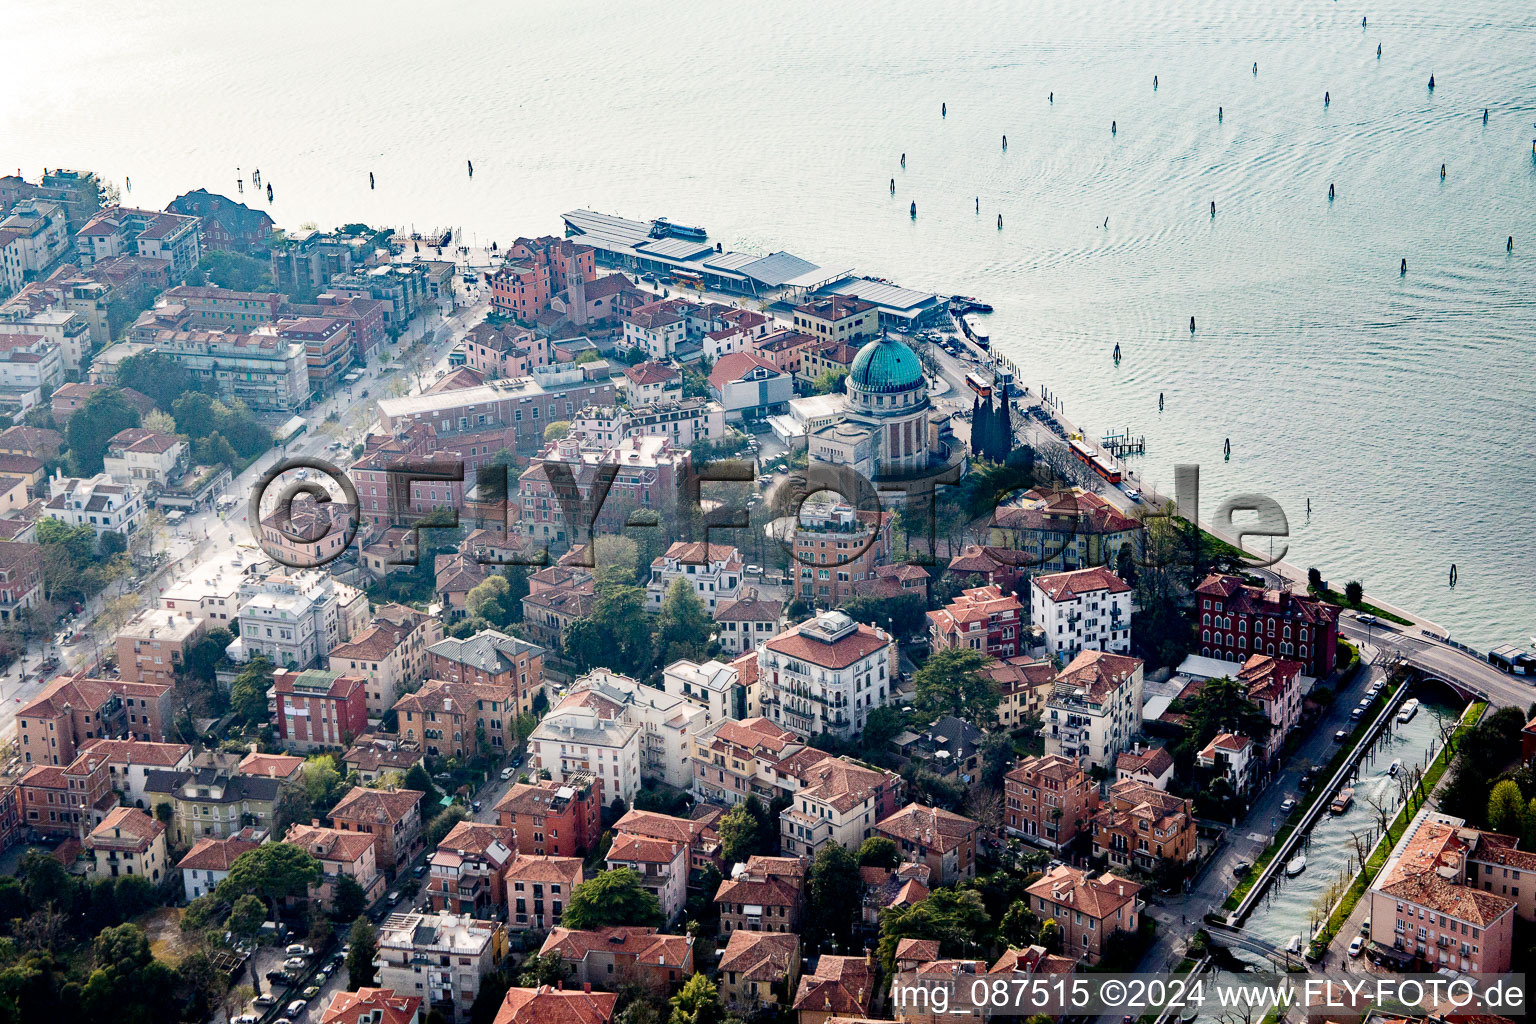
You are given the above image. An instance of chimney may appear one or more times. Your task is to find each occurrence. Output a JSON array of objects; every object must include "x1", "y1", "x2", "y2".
[{"x1": 582, "y1": 983, "x2": 591, "y2": 994}]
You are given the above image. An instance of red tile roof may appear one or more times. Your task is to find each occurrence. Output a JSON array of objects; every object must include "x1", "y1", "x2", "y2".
[{"x1": 493, "y1": 986, "x2": 617, "y2": 1024}]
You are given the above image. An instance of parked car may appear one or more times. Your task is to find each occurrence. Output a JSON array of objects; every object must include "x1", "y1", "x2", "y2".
[
  {"x1": 283, "y1": 957, "x2": 308, "y2": 971},
  {"x1": 387, "y1": 891, "x2": 401, "y2": 904},
  {"x1": 286, "y1": 944, "x2": 314, "y2": 957},
  {"x1": 302, "y1": 985, "x2": 322, "y2": 1000},
  {"x1": 254, "y1": 996, "x2": 278, "y2": 1009},
  {"x1": 1280, "y1": 797, "x2": 1297, "y2": 812},
  {"x1": 1334, "y1": 729, "x2": 1348, "y2": 742},
  {"x1": 471, "y1": 800, "x2": 481, "y2": 813},
  {"x1": 1232, "y1": 861, "x2": 1252, "y2": 878},
  {"x1": 234, "y1": 1014, "x2": 260, "y2": 1024},
  {"x1": 411, "y1": 864, "x2": 427, "y2": 878},
  {"x1": 286, "y1": 1001, "x2": 307, "y2": 1017},
  {"x1": 1348, "y1": 936, "x2": 1365, "y2": 958},
  {"x1": 1361, "y1": 917, "x2": 1371, "y2": 934},
  {"x1": 500, "y1": 766, "x2": 514, "y2": 780}
]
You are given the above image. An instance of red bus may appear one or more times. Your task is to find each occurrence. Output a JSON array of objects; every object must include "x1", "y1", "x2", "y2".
[
  {"x1": 965, "y1": 372, "x2": 992, "y2": 398},
  {"x1": 1069, "y1": 440, "x2": 1123, "y2": 484}
]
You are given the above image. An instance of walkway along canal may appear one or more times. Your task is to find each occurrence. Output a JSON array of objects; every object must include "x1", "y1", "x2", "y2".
[{"x1": 1233, "y1": 689, "x2": 1464, "y2": 957}]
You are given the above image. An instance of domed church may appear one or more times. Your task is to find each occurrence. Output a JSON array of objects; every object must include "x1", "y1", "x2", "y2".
[{"x1": 808, "y1": 334, "x2": 942, "y2": 479}]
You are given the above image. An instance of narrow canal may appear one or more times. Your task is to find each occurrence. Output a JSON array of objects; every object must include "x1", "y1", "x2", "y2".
[{"x1": 1237, "y1": 692, "x2": 1462, "y2": 957}]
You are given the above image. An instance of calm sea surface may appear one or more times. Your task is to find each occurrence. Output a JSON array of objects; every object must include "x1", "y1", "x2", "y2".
[{"x1": 5, "y1": 0, "x2": 1534, "y2": 649}]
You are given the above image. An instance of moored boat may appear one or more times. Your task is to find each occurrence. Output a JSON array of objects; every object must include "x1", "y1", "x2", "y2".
[
  {"x1": 1330, "y1": 787, "x2": 1355, "y2": 814},
  {"x1": 1285, "y1": 854, "x2": 1307, "y2": 877},
  {"x1": 1397, "y1": 698, "x2": 1420, "y2": 724}
]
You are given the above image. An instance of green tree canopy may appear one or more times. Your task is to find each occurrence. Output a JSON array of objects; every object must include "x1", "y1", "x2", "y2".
[
  {"x1": 1488, "y1": 779, "x2": 1526, "y2": 835},
  {"x1": 716, "y1": 800, "x2": 768, "y2": 865},
  {"x1": 806, "y1": 843, "x2": 862, "y2": 949},
  {"x1": 877, "y1": 888, "x2": 991, "y2": 971},
  {"x1": 219, "y1": 843, "x2": 321, "y2": 913},
  {"x1": 562, "y1": 868, "x2": 664, "y2": 930},
  {"x1": 668, "y1": 973, "x2": 724, "y2": 1024},
  {"x1": 67, "y1": 388, "x2": 141, "y2": 476},
  {"x1": 913, "y1": 648, "x2": 1000, "y2": 723},
  {"x1": 347, "y1": 917, "x2": 378, "y2": 990},
  {"x1": 653, "y1": 577, "x2": 711, "y2": 667},
  {"x1": 857, "y1": 836, "x2": 900, "y2": 869}
]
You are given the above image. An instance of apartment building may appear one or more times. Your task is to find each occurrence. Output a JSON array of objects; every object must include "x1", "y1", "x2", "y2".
[
  {"x1": 115, "y1": 608, "x2": 205, "y2": 689},
  {"x1": 505, "y1": 855, "x2": 583, "y2": 931},
  {"x1": 85, "y1": 806, "x2": 168, "y2": 881},
  {"x1": 494, "y1": 772, "x2": 603, "y2": 858},
  {"x1": 662, "y1": 657, "x2": 752, "y2": 725},
  {"x1": 143, "y1": 764, "x2": 283, "y2": 844},
  {"x1": 1043, "y1": 651, "x2": 1145, "y2": 769},
  {"x1": 712, "y1": 592, "x2": 784, "y2": 658},
  {"x1": 873, "y1": 804, "x2": 979, "y2": 885},
  {"x1": 329, "y1": 786, "x2": 425, "y2": 873},
  {"x1": 758, "y1": 610, "x2": 896, "y2": 741},
  {"x1": 426, "y1": 629, "x2": 546, "y2": 718},
  {"x1": 539, "y1": 926, "x2": 692, "y2": 995},
  {"x1": 375, "y1": 911, "x2": 504, "y2": 1024},
  {"x1": 286, "y1": 822, "x2": 385, "y2": 908},
  {"x1": 328, "y1": 604, "x2": 443, "y2": 718},
  {"x1": 1089, "y1": 780, "x2": 1198, "y2": 875},
  {"x1": 716, "y1": 855, "x2": 805, "y2": 935},
  {"x1": 1004, "y1": 754, "x2": 1098, "y2": 851},
  {"x1": 1031, "y1": 566, "x2": 1134, "y2": 662},
  {"x1": 428, "y1": 822, "x2": 516, "y2": 918},
  {"x1": 228, "y1": 569, "x2": 369, "y2": 671},
  {"x1": 927, "y1": 584, "x2": 1024, "y2": 658},
  {"x1": 690, "y1": 717, "x2": 803, "y2": 807},
  {"x1": 786, "y1": 502, "x2": 893, "y2": 605},
  {"x1": 1193, "y1": 573, "x2": 1341, "y2": 678},
  {"x1": 719, "y1": 931, "x2": 800, "y2": 1015},
  {"x1": 778, "y1": 752, "x2": 903, "y2": 859},
  {"x1": 1025, "y1": 865, "x2": 1144, "y2": 965},
  {"x1": 605, "y1": 833, "x2": 688, "y2": 925},
  {"x1": 614, "y1": 809, "x2": 724, "y2": 875},
  {"x1": 270, "y1": 668, "x2": 368, "y2": 751}
]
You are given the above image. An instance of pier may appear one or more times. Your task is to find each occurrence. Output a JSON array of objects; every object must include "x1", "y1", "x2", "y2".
[{"x1": 1100, "y1": 428, "x2": 1146, "y2": 457}]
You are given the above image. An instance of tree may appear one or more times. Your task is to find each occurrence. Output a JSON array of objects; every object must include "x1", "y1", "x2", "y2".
[
  {"x1": 1488, "y1": 780, "x2": 1526, "y2": 835},
  {"x1": 198, "y1": 250, "x2": 274, "y2": 292},
  {"x1": 404, "y1": 762, "x2": 441, "y2": 806},
  {"x1": 913, "y1": 648, "x2": 999, "y2": 723},
  {"x1": 1176, "y1": 675, "x2": 1270, "y2": 757},
  {"x1": 543, "y1": 421, "x2": 571, "y2": 442},
  {"x1": 876, "y1": 887, "x2": 991, "y2": 970},
  {"x1": 653, "y1": 578, "x2": 711, "y2": 667},
  {"x1": 978, "y1": 731, "x2": 1014, "y2": 791},
  {"x1": 465, "y1": 575, "x2": 515, "y2": 629},
  {"x1": 810, "y1": 369, "x2": 847, "y2": 395},
  {"x1": 970, "y1": 396, "x2": 991, "y2": 458},
  {"x1": 426, "y1": 805, "x2": 470, "y2": 849},
  {"x1": 230, "y1": 658, "x2": 274, "y2": 724},
  {"x1": 857, "y1": 837, "x2": 899, "y2": 869},
  {"x1": 333, "y1": 875, "x2": 368, "y2": 923},
  {"x1": 563, "y1": 868, "x2": 664, "y2": 930},
  {"x1": 142, "y1": 408, "x2": 177, "y2": 434},
  {"x1": 1037, "y1": 918, "x2": 1063, "y2": 954},
  {"x1": 999, "y1": 900, "x2": 1040, "y2": 948},
  {"x1": 806, "y1": 843, "x2": 861, "y2": 949},
  {"x1": 668, "y1": 973, "x2": 724, "y2": 1024},
  {"x1": 717, "y1": 801, "x2": 766, "y2": 864},
  {"x1": 67, "y1": 389, "x2": 141, "y2": 475},
  {"x1": 347, "y1": 917, "x2": 378, "y2": 990},
  {"x1": 995, "y1": 394, "x2": 1014, "y2": 457},
  {"x1": 517, "y1": 950, "x2": 567, "y2": 988},
  {"x1": 226, "y1": 894, "x2": 267, "y2": 944},
  {"x1": 1307, "y1": 567, "x2": 1323, "y2": 592},
  {"x1": 118, "y1": 352, "x2": 196, "y2": 413},
  {"x1": 1344, "y1": 580, "x2": 1364, "y2": 606},
  {"x1": 220, "y1": 843, "x2": 322, "y2": 917}
]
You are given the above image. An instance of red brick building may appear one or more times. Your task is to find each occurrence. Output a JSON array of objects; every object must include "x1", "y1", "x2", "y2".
[
  {"x1": 1004, "y1": 753, "x2": 1098, "y2": 851},
  {"x1": 493, "y1": 772, "x2": 602, "y2": 858},
  {"x1": 271, "y1": 669, "x2": 368, "y2": 751},
  {"x1": 1193, "y1": 574, "x2": 1340, "y2": 678},
  {"x1": 927, "y1": 583, "x2": 1024, "y2": 658},
  {"x1": 279, "y1": 316, "x2": 354, "y2": 393},
  {"x1": 329, "y1": 786, "x2": 425, "y2": 874},
  {"x1": 426, "y1": 629, "x2": 546, "y2": 718},
  {"x1": 19, "y1": 753, "x2": 114, "y2": 836},
  {"x1": 427, "y1": 821, "x2": 517, "y2": 916},
  {"x1": 489, "y1": 236, "x2": 594, "y2": 320}
]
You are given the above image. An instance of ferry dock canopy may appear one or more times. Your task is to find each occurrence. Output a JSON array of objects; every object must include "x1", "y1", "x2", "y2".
[
  {"x1": 562, "y1": 208, "x2": 850, "y2": 299},
  {"x1": 820, "y1": 277, "x2": 948, "y2": 331}
]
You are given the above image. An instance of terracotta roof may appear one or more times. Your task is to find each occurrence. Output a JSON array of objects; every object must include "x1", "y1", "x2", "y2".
[
  {"x1": 716, "y1": 873, "x2": 801, "y2": 909},
  {"x1": 177, "y1": 834, "x2": 263, "y2": 872},
  {"x1": 1193, "y1": 574, "x2": 1340, "y2": 628},
  {"x1": 875, "y1": 803, "x2": 978, "y2": 853},
  {"x1": 713, "y1": 591, "x2": 782, "y2": 623},
  {"x1": 895, "y1": 938, "x2": 941, "y2": 962},
  {"x1": 74, "y1": 737, "x2": 190, "y2": 769},
  {"x1": 322, "y1": 987, "x2": 422, "y2": 1024},
  {"x1": 607, "y1": 833, "x2": 684, "y2": 865},
  {"x1": 1378, "y1": 872, "x2": 1514, "y2": 927},
  {"x1": 706, "y1": 716, "x2": 800, "y2": 757},
  {"x1": 1055, "y1": 650, "x2": 1143, "y2": 701},
  {"x1": 506, "y1": 854, "x2": 584, "y2": 886},
  {"x1": 718, "y1": 930, "x2": 798, "y2": 981},
  {"x1": 764, "y1": 621, "x2": 889, "y2": 670},
  {"x1": 493, "y1": 986, "x2": 617, "y2": 1024},
  {"x1": 1032, "y1": 565, "x2": 1132, "y2": 602},
  {"x1": 792, "y1": 955, "x2": 874, "y2": 1016},
  {"x1": 329, "y1": 786, "x2": 423, "y2": 826},
  {"x1": 540, "y1": 926, "x2": 692, "y2": 969},
  {"x1": 330, "y1": 619, "x2": 413, "y2": 662},
  {"x1": 238, "y1": 752, "x2": 305, "y2": 779},
  {"x1": 88, "y1": 806, "x2": 165, "y2": 847},
  {"x1": 654, "y1": 540, "x2": 740, "y2": 568},
  {"x1": 794, "y1": 756, "x2": 895, "y2": 814},
  {"x1": 286, "y1": 823, "x2": 378, "y2": 864},
  {"x1": 394, "y1": 678, "x2": 513, "y2": 719},
  {"x1": 623, "y1": 361, "x2": 679, "y2": 386},
  {"x1": 989, "y1": 945, "x2": 1077, "y2": 975},
  {"x1": 1027, "y1": 864, "x2": 1142, "y2": 919},
  {"x1": 437, "y1": 821, "x2": 516, "y2": 858},
  {"x1": 1115, "y1": 745, "x2": 1174, "y2": 780},
  {"x1": 708, "y1": 351, "x2": 781, "y2": 391},
  {"x1": 1007, "y1": 753, "x2": 1085, "y2": 787},
  {"x1": 615, "y1": 810, "x2": 718, "y2": 851}
]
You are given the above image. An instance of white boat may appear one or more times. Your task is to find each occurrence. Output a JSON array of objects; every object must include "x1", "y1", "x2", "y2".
[
  {"x1": 1285, "y1": 934, "x2": 1303, "y2": 954},
  {"x1": 1387, "y1": 759, "x2": 1402, "y2": 777},
  {"x1": 1285, "y1": 854, "x2": 1307, "y2": 877},
  {"x1": 1397, "y1": 698, "x2": 1420, "y2": 724}
]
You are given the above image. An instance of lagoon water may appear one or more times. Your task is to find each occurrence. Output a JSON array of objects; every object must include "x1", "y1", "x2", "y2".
[{"x1": 4, "y1": 0, "x2": 1534, "y2": 648}]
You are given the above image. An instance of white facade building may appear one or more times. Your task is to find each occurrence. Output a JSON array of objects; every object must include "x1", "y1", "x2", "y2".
[
  {"x1": 646, "y1": 541, "x2": 742, "y2": 612},
  {"x1": 160, "y1": 546, "x2": 273, "y2": 625},
  {"x1": 1030, "y1": 566, "x2": 1135, "y2": 662},
  {"x1": 227, "y1": 569, "x2": 369, "y2": 671},
  {"x1": 757, "y1": 610, "x2": 896, "y2": 740},
  {"x1": 44, "y1": 472, "x2": 144, "y2": 538},
  {"x1": 662, "y1": 657, "x2": 752, "y2": 725},
  {"x1": 1043, "y1": 651, "x2": 1145, "y2": 769},
  {"x1": 374, "y1": 911, "x2": 499, "y2": 1024},
  {"x1": 527, "y1": 688, "x2": 643, "y2": 804}
]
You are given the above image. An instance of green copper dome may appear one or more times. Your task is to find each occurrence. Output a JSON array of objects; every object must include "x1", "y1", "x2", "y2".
[{"x1": 848, "y1": 335, "x2": 924, "y2": 393}]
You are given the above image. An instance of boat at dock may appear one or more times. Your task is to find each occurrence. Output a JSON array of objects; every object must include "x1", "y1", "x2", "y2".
[
  {"x1": 1285, "y1": 854, "x2": 1307, "y2": 877},
  {"x1": 959, "y1": 314, "x2": 990, "y2": 349},
  {"x1": 649, "y1": 217, "x2": 707, "y2": 240},
  {"x1": 1397, "y1": 698, "x2": 1420, "y2": 724},
  {"x1": 1285, "y1": 934, "x2": 1303, "y2": 954},
  {"x1": 1330, "y1": 787, "x2": 1355, "y2": 814},
  {"x1": 948, "y1": 295, "x2": 994, "y2": 315}
]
